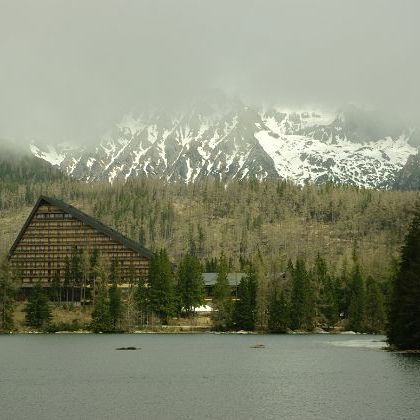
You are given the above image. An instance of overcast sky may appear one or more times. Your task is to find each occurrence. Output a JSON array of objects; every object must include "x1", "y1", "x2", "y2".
[{"x1": 0, "y1": 0, "x2": 419, "y2": 144}]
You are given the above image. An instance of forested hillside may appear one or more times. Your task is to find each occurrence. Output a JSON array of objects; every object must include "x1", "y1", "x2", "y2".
[
  {"x1": 0, "y1": 146, "x2": 68, "y2": 210},
  {"x1": 0, "y1": 153, "x2": 417, "y2": 284}
]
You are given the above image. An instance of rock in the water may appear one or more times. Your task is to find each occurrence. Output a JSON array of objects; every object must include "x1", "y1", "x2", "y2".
[{"x1": 116, "y1": 346, "x2": 139, "y2": 350}]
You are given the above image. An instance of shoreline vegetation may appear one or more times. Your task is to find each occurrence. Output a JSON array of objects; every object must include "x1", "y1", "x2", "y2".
[
  {"x1": 1, "y1": 304, "x2": 371, "y2": 335},
  {"x1": 1, "y1": 250, "x2": 390, "y2": 338},
  {"x1": 1, "y1": 302, "x2": 383, "y2": 336}
]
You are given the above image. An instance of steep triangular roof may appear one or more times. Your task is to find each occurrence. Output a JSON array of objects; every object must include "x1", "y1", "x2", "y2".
[{"x1": 8, "y1": 196, "x2": 153, "y2": 259}]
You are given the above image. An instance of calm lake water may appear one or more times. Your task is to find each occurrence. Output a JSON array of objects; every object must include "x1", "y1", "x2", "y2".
[{"x1": 0, "y1": 334, "x2": 419, "y2": 420}]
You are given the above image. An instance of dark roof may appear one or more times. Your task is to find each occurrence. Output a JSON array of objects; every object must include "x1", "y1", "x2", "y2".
[
  {"x1": 202, "y1": 273, "x2": 246, "y2": 287},
  {"x1": 8, "y1": 196, "x2": 154, "y2": 259}
]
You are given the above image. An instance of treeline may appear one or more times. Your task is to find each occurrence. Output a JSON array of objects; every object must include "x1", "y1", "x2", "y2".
[
  {"x1": 0, "y1": 248, "x2": 206, "y2": 333},
  {"x1": 0, "y1": 247, "x2": 388, "y2": 334},
  {"x1": 210, "y1": 252, "x2": 388, "y2": 333}
]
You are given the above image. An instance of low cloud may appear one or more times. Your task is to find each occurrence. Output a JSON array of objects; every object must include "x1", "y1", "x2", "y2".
[{"x1": 0, "y1": 0, "x2": 419, "y2": 145}]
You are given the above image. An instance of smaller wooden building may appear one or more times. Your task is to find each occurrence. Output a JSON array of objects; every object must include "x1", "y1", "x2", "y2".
[{"x1": 8, "y1": 196, "x2": 153, "y2": 290}]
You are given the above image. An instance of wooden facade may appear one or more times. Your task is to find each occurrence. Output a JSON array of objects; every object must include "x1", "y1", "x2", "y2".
[{"x1": 8, "y1": 196, "x2": 153, "y2": 288}]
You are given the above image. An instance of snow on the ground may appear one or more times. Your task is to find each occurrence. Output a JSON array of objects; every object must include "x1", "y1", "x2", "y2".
[{"x1": 30, "y1": 144, "x2": 65, "y2": 166}]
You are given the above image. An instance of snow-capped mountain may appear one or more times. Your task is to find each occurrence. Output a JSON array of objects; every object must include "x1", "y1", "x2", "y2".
[{"x1": 30, "y1": 100, "x2": 419, "y2": 188}]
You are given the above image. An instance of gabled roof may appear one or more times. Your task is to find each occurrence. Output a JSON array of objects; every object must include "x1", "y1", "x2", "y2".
[
  {"x1": 202, "y1": 273, "x2": 246, "y2": 286},
  {"x1": 8, "y1": 196, "x2": 153, "y2": 259}
]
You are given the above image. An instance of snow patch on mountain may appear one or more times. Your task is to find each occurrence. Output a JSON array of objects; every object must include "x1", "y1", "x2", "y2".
[
  {"x1": 29, "y1": 102, "x2": 419, "y2": 189},
  {"x1": 30, "y1": 144, "x2": 65, "y2": 166}
]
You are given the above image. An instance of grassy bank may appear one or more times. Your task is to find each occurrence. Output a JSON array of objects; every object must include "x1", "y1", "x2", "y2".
[{"x1": 8, "y1": 303, "x2": 213, "y2": 333}]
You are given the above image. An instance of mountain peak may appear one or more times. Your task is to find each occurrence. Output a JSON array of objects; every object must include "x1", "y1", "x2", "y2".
[{"x1": 29, "y1": 101, "x2": 419, "y2": 188}]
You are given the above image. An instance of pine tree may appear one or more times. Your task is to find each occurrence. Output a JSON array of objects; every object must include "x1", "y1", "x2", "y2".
[
  {"x1": 268, "y1": 288, "x2": 290, "y2": 333},
  {"x1": 108, "y1": 282, "x2": 122, "y2": 331},
  {"x1": 25, "y1": 282, "x2": 51, "y2": 329},
  {"x1": 91, "y1": 283, "x2": 112, "y2": 333},
  {"x1": 135, "y1": 275, "x2": 149, "y2": 325},
  {"x1": 347, "y1": 263, "x2": 365, "y2": 332},
  {"x1": 109, "y1": 259, "x2": 123, "y2": 330},
  {"x1": 254, "y1": 253, "x2": 269, "y2": 330},
  {"x1": 365, "y1": 276, "x2": 386, "y2": 333},
  {"x1": 212, "y1": 253, "x2": 233, "y2": 330},
  {"x1": 149, "y1": 249, "x2": 175, "y2": 324},
  {"x1": 290, "y1": 258, "x2": 315, "y2": 330},
  {"x1": 338, "y1": 256, "x2": 350, "y2": 318},
  {"x1": 91, "y1": 257, "x2": 112, "y2": 332},
  {"x1": 233, "y1": 266, "x2": 257, "y2": 330},
  {"x1": 177, "y1": 254, "x2": 205, "y2": 316},
  {"x1": 70, "y1": 246, "x2": 81, "y2": 302},
  {"x1": 205, "y1": 257, "x2": 218, "y2": 272},
  {"x1": 313, "y1": 253, "x2": 327, "y2": 317},
  {"x1": 312, "y1": 254, "x2": 338, "y2": 327},
  {"x1": 0, "y1": 260, "x2": 17, "y2": 332},
  {"x1": 109, "y1": 258, "x2": 121, "y2": 285},
  {"x1": 388, "y1": 204, "x2": 420, "y2": 349}
]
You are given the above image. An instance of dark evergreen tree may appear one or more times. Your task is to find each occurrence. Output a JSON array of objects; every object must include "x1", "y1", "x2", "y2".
[
  {"x1": 109, "y1": 258, "x2": 121, "y2": 285},
  {"x1": 347, "y1": 263, "x2": 365, "y2": 332},
  {"x1": 91, "y1": 283, "x2": 112, "y2": 333},
  {"x1": 109, "y1": 260, "x2": 123, "y2": 330},
  {"x1": 322, "y1": 275, "x2": 340, "y2": 328},
  {"x1": 25, "y1": 282, "x2": 51, "y2": 328},
  {"x1": 388, "y1": 204, "x2": 420, "y2": 349},
  {"x1": 108, "y1": 282, "x2": 122, "y2": 330},
  {"x1": 0, "y1": 260, "x2": 17, "y2": 331},
  {"x1": 268, "y1": 288, "x2": 290, "y2": 333},
  {"x1": 70, "y1": 246, "x2": 82, "y2": 302},
  {"x1": 365, "y1": 276, "x2": 386, "y2": 333},
  {"x1": 312, "y1": 254, "x2": 338, "y2": 327},
  {"x1": 149, "y1": 249, "x2": 175, "y2": 324},
  {"x1": 177, "y1": 254, "x2": 205, "y2": 316},
  {"x1": 338, "y1": 257, "x2": 350, "y2": 318},
  {"x1": 313, "y1": 254, "x2": 328, "y2": 307},
  {"x1": 80, "y1": 249, "x2": 90, "y2": 304},
  {"x1": 204, "y1": 258, "x2": 218, "y2": 272},
  {"x1": 290, "y1": 258, "x2": 315, "y2": 330},
  {"x1": 233, "y1": 266, "x2": 257, "y2": 330},
  {"x1": 212, "y1": 253, "x2": 233, "y2": 329},
  {"x1": 135, "y1": 275, "x2": 150, "y2": 325}
]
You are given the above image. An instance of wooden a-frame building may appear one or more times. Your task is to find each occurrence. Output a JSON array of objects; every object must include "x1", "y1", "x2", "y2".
[{"x1": 8, "y1": 196, "x2": 153, "y2": 289}]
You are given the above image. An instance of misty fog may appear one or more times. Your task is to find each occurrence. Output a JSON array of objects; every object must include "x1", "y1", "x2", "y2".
[{"x1": 0, "y1": 0, "x2": 419, "y2": 145}]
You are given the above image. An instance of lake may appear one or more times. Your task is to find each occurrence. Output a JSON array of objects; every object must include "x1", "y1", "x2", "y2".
[{"x1": 0, "y1": 334, "x2": 419, "y2": 419}]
